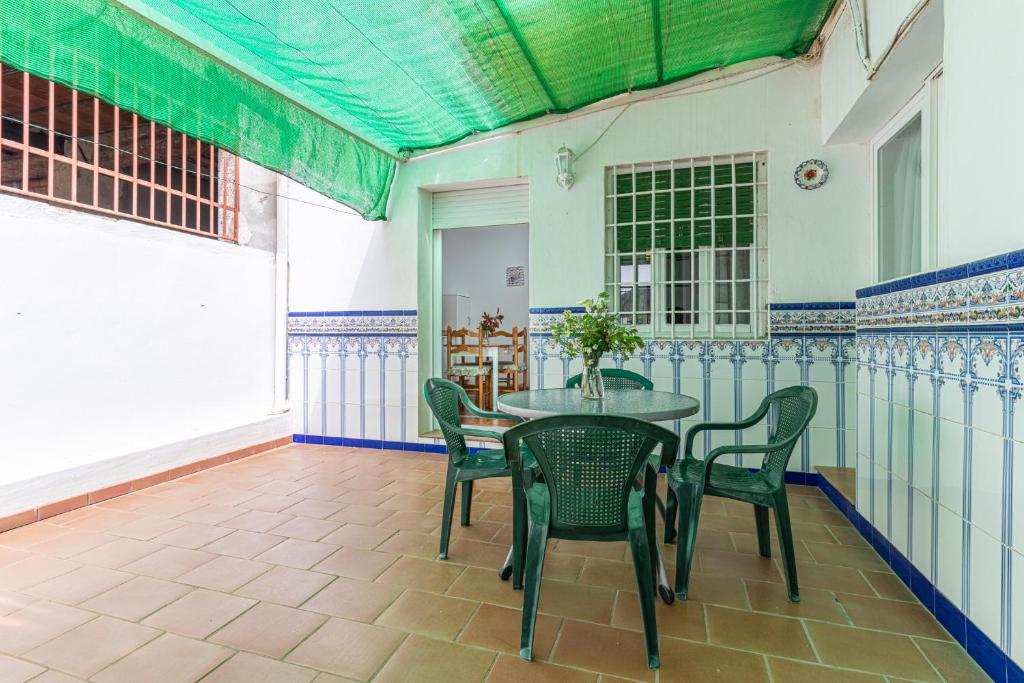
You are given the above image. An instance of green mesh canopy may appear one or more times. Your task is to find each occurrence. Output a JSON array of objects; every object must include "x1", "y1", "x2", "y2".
[{"x1": 1, "y1": 0, "x2": 836, "y2": 219}]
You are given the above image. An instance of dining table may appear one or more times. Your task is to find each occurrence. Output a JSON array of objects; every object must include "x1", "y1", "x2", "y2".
[{"x1": 494, "y1": 387, "x2": 701, "y2": 604}]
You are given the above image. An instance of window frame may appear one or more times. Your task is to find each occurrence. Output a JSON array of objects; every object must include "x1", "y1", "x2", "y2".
[
  {"x1": 870, "y1": 66, "x2": 942, "y2": 283},
  {"x1": 0, "y1": 63, "x2": 240, "y2": 241},
  {"x1": 603, "y1": 152, "x2": 769, "y2": 340}
]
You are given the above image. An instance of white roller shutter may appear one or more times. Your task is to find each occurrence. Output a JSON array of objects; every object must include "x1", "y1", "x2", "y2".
[{"x1": 430, "y1": 184, "x2": 529, "y2": 229}]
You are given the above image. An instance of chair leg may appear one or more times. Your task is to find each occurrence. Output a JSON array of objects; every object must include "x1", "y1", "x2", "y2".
[
  {"x1": 663, "y1": 488, "x2": 678, "y2": 544},
  {"x1": 673, "y1": 483, "x2": 701, "y2": 600},
  {"x1": 754, "y1": 504, "x2": 772, "y2": 558},
  {"x1": 772, "y1": 490, "x2": 800, "y2": 602},
  {"x1": 460, "y1": 480, "x2": 474, "y2": 526},
  {"x1": 512, "y1": 487, "x2": 527, "y2": 589},
  {"x1": 628, "y1": 527, "x2": 661, "y2": 670},
  {"x1": 438, "y1": 468, "x2": 458, "y2": 560},
  {"x1": 519, "y1": 518, "x2": 549, "y2": 662}
]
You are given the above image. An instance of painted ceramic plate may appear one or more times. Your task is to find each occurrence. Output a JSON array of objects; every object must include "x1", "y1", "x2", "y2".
[{"x1": 794, "y1": 159, "x2": 829, "y2": 190}]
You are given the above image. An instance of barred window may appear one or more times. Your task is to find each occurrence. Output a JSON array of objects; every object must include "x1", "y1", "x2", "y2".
[
  {"x1": 0, "y1": 63, "x2": 239, "y2": 240},
  {"x1": 604, "y1": 153, "x2": 768, "y2": 339}
]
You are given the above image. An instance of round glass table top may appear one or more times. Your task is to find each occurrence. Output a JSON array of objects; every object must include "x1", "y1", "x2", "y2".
[{"x1": 497, "y1": 388, "x2": 700, "y2": 422}]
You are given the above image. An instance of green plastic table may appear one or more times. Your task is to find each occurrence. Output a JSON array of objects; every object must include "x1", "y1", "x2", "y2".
[{"x1": 496, "y1": 387, "x2": 701, "y2": 603}]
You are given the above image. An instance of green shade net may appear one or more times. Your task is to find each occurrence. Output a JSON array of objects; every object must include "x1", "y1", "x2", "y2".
[
  {"x1": 1, "y1": 0, "x2": 835, "y2": 218},
  {"x1": 0, "y1": 0, "x2": 396, "y2": 219}
]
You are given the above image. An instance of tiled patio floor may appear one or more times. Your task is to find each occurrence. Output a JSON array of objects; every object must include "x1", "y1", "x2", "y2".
[{"x1": 0, "y1": 444, "x2": 988, "y2": 682}]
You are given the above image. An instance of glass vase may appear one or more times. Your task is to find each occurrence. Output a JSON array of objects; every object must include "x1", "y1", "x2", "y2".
[{"x1": 580, "y1": 357, "x2": 605, "y2": 400}]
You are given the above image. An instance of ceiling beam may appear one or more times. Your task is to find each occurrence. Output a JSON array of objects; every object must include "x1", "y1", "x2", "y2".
[{"x1": 492, "y1": 0, "x2": 563, "y2": 111}]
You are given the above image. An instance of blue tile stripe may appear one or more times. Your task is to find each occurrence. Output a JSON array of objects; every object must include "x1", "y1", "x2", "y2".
[
  {"x1": 818, "y1": 475, "x2": 1024, "y2": 683},
  {"x1": 855, "y1": 248, "x2": 1024, "y2": 299}
]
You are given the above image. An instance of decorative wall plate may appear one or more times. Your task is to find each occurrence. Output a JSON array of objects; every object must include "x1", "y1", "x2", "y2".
[{"x1": 794, "y1": 159, "x2": 829, "y2": 190}]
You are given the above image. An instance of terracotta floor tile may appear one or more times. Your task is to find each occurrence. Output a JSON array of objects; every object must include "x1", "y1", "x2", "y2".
[
  {"x1": 537, "y1": 578, "x2": 616, "y2": 624},
  {"x1": 121, "y1": 546, "x2": 216, "y2": 580},
  {"x1": 538, "y1": 552, "x2": 586, "y2": 582},
  {"x1": 657, "y1": 636, "x2": 770, "y2": 682},
  {"x1": 175, "y1": 505, "x2": 244, "y2": 525},
  {"x1": 92, "y1": 632, "x2": 232, "y2": 683},
  {"x1": 372, "y1": 634, "x2": 495, "y2": 683},
  {"x1": 677, "y1": 572, "x2": 750, "y2": 609},
  {"x1": 787, "y1": 560, "x2": 875, "y2": 596},
  {"x1": 81, "y1": 575, "x2": 191, "y2": 620},
  {"x1": 109, "y1": 516, "x2": 187, "y2": 541},
  {"x1": 269, "y1": 517, "x2": 344, "y2": 542},
  {"x1": 236, "y1": 565, "x2": 334, "y2": 607},
  {"x1": 143, "y1": 588, "x2": 254, "y2": 638},
  {"x1": 374, "y1": 556, "x2": 466, "y2": 593},
  {"x1": 612, "y1": 591, "x2": 706, "y2": 642},
  {"x1": 313, "y1": 547, "x2": 398, "y2": 580},
  {"x1": 285, "y1": 617, "x2": 404, "y2": 681},
  {"x1": 203, "y1": 651, "x2": 318, "y2": 683},
  {"x1": 296, "y1": 485, "x2": 350, "y2": 502},
  {"x1": 72, "y1": 537, "x2": 162, "y2": 568},
  {"x1": 0, "y1": 653, "x2": 45, "y2": 682},
  {"x1": 150, "y1": 523, "x2": 234, "y2": 550},
  {"x1": 490, "y1": 654, "x2": 597, "y2": 682},
  {"x1": 222, "y1": 510, "x2": 294, "y2": 533},
  {"x1": 731, "y1": 532, "x2": 813, "y2": 561},
  {"x1": 805, "y1": 541, "x2": 891, "y2": 572},
  {"x1": 25, "y1": 564, "x2": 132, "y2": 604},
  {"x1": 579, "y1": 558, "x2": 640, "y2": 591},
  {"x1": 0, "y1": 555, "x2": 79, "y2": 591},
  {"x1": 804, "y1": 621, "x2": 941, "y2": 681},
  {"x1": 551, "y1": 540, "x2": 628, "y2": 561},
  {"x1": 836, "y1": 593, "x2": 951, "y2": 639},
  {"x1": 23, "y1": 671, "x2": 83, "y2": 683},
  {"x1": 240, "y1": 493, "x2": 301, "y2": 513},
  {"x1": 177, "y1": 556, "x2": 272, "y2": 592},
  {"x1": 744, "y1": 579, "x2": 848, "y2": 623},
  {"x1": 0, "y1": 601, "x2": 94, "y2": 654},
  {"x1": 458, "y1": 603, "x2": 561, "y2": 660},
  {"x1": 446, "y1": 538, "x2": 510, "y2": 570},
  {"x1": 863, "y1": 570, "x2": 917, "y2": 602},
  {"x1": 375, "y1": 590, "x2": 477, "y2": 639},
  {"x1": 697, "y1": 549, "x2": 782, "y2": 583},
  {"x1": 301, "y1": 576, "x2": 400, "y2": 622},
  {"x1": 447, "y1": 566, "x2": 522, "y2": 609},
  {"x1": 0, "y1": 524, "x2": 70, "y2": 549},
  {"x1": 201, "y1": 530, "x2": 285, "y2": 559},
  {"x1": 0, "y1": 590, "x2": 36, "y2": 617},
  {"x1": 210, "y1": 602, "x2": 326, "y2": 658},
  {"x1": 320, "y1": 523, "x2": 395, "y2": 549},
  {"x1": 336, "y1": 490, "x2": 394, "y2": 508},
  {"x1": 281, "y1": 499, "x2": 346, "y2": 520},
  {"x1": 24, "y1": 615, "x2": 159, "y2": 677},
  {"x1": 551, "y1": 620, "x2": 654, "y2": 682},
  {"x1": 375, "y1": 531, "x2": 438, "y2": 559},
  {"x1": 27, "y1": 531, "x2": 113, "y2": 559},
  {"x1": 829, "y1": 525, "x2": 871, "y2": 546},
  {"x1": 914, "y1": 636, "x2": 991, "y2": 682},
  {"x1": 246, "y1": 536, "x2": 335, "y2": 568},
  {"x1": 767, "y1": 658, "x2": 886, "y2": 682},
  {"x1": 706, "y1": 605, "x2": 815, "y2": 660}
]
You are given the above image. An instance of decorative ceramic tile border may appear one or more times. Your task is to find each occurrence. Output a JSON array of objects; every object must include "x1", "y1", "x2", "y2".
[
  {"x1": 769, "y1": 302, "x2": 856, "y2": 334},
  {"x1": 288, "y1": 310, "x2": 417, "y2": 335},
  {"x1": 528, "y1": 306, "x2": 584, "y2": 333},
  {"x1": 856, "y1": 249, "x2": 1024, "y2": 329}
]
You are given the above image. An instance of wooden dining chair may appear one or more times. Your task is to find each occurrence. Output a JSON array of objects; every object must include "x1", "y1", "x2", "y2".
[
  {"x1": 498, "y1": 326, "x2": 529, "y2": 394},
  {"x1": 565, "y1": 368, "x2": 653, "y2": 391},
  {"x1": 446, "y1": 326, "x2": 490, "y2": 409}
]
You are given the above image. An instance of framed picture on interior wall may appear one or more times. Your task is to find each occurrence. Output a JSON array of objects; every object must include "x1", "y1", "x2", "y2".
[{"x1": 506, "y1": 265, "x2": 525, "y2": 287}]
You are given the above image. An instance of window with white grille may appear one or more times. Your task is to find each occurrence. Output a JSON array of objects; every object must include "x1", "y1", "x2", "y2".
[{"x1": 604, "y1": 153, "x2": 768, "y2": 339}]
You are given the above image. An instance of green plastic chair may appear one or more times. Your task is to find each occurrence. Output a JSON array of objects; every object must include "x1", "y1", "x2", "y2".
[
  {"x1": 503, "y1": 415, "x2": 678, "y2": 670},
  {"x1": 565, "y1": 368, "x2": 653, "y2": 391},
  {"x1": 665, "y1": 385, "x2": 817, "y2": 603},
  {"x1": 423, "y1": 378, "x2": 525, "y2": 570}
]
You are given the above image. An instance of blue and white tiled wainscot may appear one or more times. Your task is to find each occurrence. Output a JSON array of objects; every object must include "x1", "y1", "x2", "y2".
[
  {"x1": 854, "y1": 248, "x2": 1024, "y2": 682},
  {"x1": 286, "y1": 310, "x2": 442, "y2": 452},
  {"x1": 528, "y1": 303, "x2": 856, "y2": 480}
]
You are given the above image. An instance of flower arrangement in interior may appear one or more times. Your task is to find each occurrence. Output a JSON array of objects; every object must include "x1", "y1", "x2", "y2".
[
  {"x1": 550, "y1": 292, "x2": 644, "y2": 400},
  {"x1": 479, "y1": 309, "x2": 504, "y2": 342}
]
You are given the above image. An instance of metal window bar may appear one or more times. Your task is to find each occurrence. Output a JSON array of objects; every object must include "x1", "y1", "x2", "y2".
[
  {"x1": 0, "y1": 61, "x2": 238, "y2": 242},
  {"x1": 605, "y1": 152, "x2": 768, "y2": 340}
]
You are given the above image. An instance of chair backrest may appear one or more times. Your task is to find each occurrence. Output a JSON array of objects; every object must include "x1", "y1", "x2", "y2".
[
  {"x1": 423, "y1": 377, "x2": 471, "y2": 464},
  {"x1": 565, "y1": 368, "x2": 653, "y2": 391},
  {"x1": 447, "y1": 326, "x2": 484, "y2": 368},
  {"x1": 760, "y1": 385, "x2": 818, "y2": 486},
  {"x1": 503, "y1": 415, "x2": 678, "y2": 535}
]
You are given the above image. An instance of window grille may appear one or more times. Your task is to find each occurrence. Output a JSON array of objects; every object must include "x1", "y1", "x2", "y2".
[
  {"x1": 604, "y1": 153, "x2": 768, "y2": 339},
  {"x1": 0, "y1": 63, "x2": 239, "y2": 240}
]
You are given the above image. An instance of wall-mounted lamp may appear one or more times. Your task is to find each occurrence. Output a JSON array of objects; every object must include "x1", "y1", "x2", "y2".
[{"x1": 555, "y1": 146, "x2": 575, "y2": 190}]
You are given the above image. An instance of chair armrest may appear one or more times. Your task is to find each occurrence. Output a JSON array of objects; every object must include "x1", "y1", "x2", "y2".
[
  {"x1": 454, "y1": 384, "x2": 524, "y2": 423},
  {"x1": 682, "y1": 400, "x2": 772, "y2": 456},
  {"x1": 456, "y1": 426, "x2": 505, "y2": 443},
  {"x1": 698, "y1": 427, "x2": 805, "y2": 487}
]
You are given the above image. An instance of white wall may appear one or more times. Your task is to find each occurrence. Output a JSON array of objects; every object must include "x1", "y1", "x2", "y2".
[
  {"x1": 0, "y1": 166, "x2": 285, "y2": 509},
  {"x1": 441, "y1": 224, "x2": 529, "y2": 333},
  {"x1": 938, "y1": 0, "x2": 1024, "y2": 265}
]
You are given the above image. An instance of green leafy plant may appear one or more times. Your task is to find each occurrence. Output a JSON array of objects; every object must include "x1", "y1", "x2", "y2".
[{"x1": 550, "y1": 292, "x2": 644, "y2": 364}]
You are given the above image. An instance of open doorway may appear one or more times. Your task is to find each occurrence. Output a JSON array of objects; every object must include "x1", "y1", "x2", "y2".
[{"x1": 440, "y1": 224, "x2": 529, "y2": 416}]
